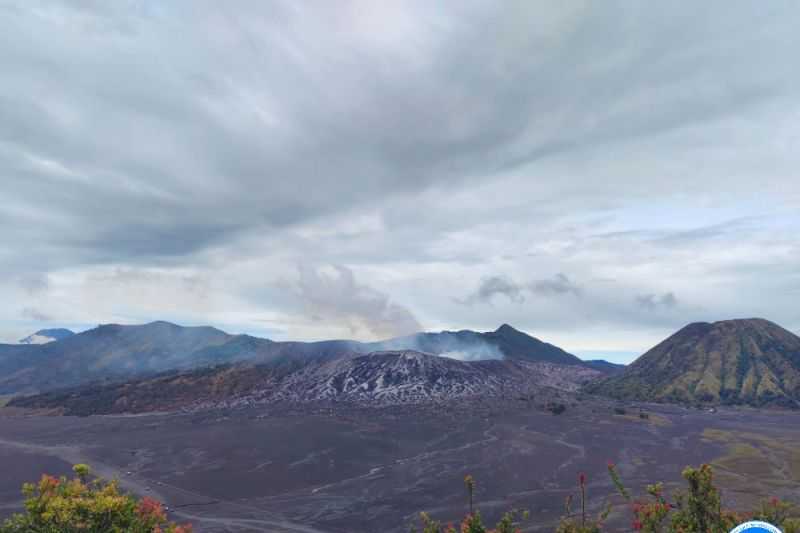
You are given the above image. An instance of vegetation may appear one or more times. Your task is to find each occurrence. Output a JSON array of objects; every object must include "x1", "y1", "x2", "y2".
[
  {"x1": 5, "y1": 461, "x2": 799, "y2": 533},
  {"x1": 413, "y1": 463, "x2": 800, "y2": 533},
  {"x1": 0, "y1": 464, "x2": 192, "y2": 533},
  {"x1": 585, "y1": 319, "x2": 800, "y2": 408}
]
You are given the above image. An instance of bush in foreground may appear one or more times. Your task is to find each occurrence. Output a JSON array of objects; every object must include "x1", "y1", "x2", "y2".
[
  {"x1": 0, "y1": 464, "x2": 192, "y2": 533},
  {"x1": 413, "y1": 463, "x2": 800, "y2": 533}
]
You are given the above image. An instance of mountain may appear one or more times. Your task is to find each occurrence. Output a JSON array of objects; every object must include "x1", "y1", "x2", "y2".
[
  {"x1": 10, "y1": 350, "x2": 602, "y2": 415},
  {"x1": 369, "y1": 324, "x2": 585, "y2": 366},
  {"x1": 0, "y1": 322, "x2": 263, "y2": 394},
  {"x1": 0, "y1": 321, "x2": 589, "y2": 395},
  {"x1": 583, "y1": 360, "x2": 626, "y2": 374},
  {"x1": 585, "y1": 318, "x2": 800, "y2": 407},
  {"x1": 18, "y1": 328, "x2": 75, "y2": 344}
]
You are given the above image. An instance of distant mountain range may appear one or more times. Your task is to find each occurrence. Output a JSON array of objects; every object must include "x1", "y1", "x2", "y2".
[
  {"x1": 18, "y1": 328, "x2": 75, "y2": 345},
  {"x1": 582, "y1": 359, "x2": 626, "y2": 374},
  {"x1": 12, "y1": 351, "x2": 602, "y2": 415},
  {"x1": 0, "y1": 322, "x2": 612, "y2": 395},
  {"x1": 586, "y1": 318, "x2": 800, "y2": 408},
  {"x1": 9, "y1": 317, "x2": 800, "y2": 414}
]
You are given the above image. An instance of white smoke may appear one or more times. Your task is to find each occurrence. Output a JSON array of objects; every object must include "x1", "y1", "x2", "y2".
[
  {"x1": 374, "y1": 330, "x2": 504, "y2": 361},
  {"x1": 295, "y1": 264, "x2": 422, "y2": 339}
]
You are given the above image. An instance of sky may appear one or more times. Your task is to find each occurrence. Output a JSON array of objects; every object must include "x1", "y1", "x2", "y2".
[{"x1": 1, "y1": 1, "x2": 799, "y2": 363}]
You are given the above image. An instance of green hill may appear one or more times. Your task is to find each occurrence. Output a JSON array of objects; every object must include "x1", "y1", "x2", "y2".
[{"x1": 585, "y1": 318, "x2": 800, "y2": 407}]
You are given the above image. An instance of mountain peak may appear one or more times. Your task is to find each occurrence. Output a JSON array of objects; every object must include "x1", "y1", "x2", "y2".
[
  {"x1": 495, "y1": 323, "x2": 520, "y2": 335},
  {"x1": 712, "y1": 317, "x2": 779, "y2": 328},
  {"x1": 147, "y1": 320, "x2": 181, "y2": 327},
  {"x1": 587, "y1": 318, "x2": 800, "y2": 407}
]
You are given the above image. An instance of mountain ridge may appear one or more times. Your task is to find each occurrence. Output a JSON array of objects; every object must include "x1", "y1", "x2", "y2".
[
  {"x1": 9, "y1": 349, "x2": 602, "y2": 415},
  {"x1": 0, "y1": 321, "x2": 602, "y2": 395}
]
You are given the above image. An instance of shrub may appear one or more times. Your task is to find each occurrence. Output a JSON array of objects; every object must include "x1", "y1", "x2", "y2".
[
  {"x1": 556, "y1": 472, "x2": 611, "y2": 533},
  {"x1": 613, "y1": 407, "x2": 627, "y2": 415},
  {"x1": 606, "y1": 462, "x2": 800, "y2": 533},
  {"x1": 412, "y1": 474, "x2": 528, "y2": 533},
  {"x1": 549, "y1": 403, "x2": 567, "y2": 415},
  {"x1": 0, "y1": 464, "x2": 192, "y2": 533},
  {"x1": 414, "y1": 464, "x2": 800, "y2": 533}
]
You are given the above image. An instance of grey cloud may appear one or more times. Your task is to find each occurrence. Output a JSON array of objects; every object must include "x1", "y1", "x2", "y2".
[
  {"x1": 20, "y1": 307, "x2": 53, "y2": 322},
  {"x1": 531, "y1": 274, "x2": 582, "y2": 296},
  {"x1": 461, "y1": 274, "x2": 583, "y2": 305},
  {"x1": 294, "y1": 265, "x2": 421, "y2": 339},
  {"x1": 636, "y1": 292, "x2": 678, "y2": 311},
  {"x1": 17, "y1": 273, "x2": 49, "y2": 295},
  {"x1": 88, "y1": 267, "x2": 207, "y2": 292},
  {"x1": 459, "y1": 276, "x2": 525, "y2": 305},
  {"x1": 2, "y1": 1, "x2": 798, "y2": 275}
]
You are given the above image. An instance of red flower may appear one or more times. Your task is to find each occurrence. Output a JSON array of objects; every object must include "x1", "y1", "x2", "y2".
[
  {"x1": 136, "y1": 496, "x2": 166, "y2": 522},
  {"x1": 579, "y1": 472, "x2": 586, "y2": 485}
]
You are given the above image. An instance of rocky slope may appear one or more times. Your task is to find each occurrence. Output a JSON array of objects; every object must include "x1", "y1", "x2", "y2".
[
  {"x1": 585, "y1": 318, "x2": 800, "y2": 407},
  {"x1": 10, "y1": 350, "x2": 601, "y2": 415},
  {"x1": 269, "y1": 351, "x2": 598, "y2": 404},
  {"x1": 0, "y1": 321, "x2": 603, "y2": 395}
]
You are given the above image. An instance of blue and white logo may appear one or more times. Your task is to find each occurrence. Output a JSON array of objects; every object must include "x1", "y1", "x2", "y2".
[{"x1": 730, "y1": 521, "x2": 781, "y2": 533}]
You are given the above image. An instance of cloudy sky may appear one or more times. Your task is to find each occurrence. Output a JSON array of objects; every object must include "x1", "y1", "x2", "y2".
[{"x1": 2, "y1": 1, "x2": 799, "y2": 362}]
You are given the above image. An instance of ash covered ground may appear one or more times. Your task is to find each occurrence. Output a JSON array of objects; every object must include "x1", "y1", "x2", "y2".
[{"x1": 1, "y1": 399, "x2": 799, "y2": 532}]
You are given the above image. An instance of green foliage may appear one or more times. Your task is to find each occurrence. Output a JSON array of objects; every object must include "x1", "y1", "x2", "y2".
[
  {"x1": 608, "y1": 462, "x2": 798, "y2": 532},
  {"x1": 750, "y1": 498, "x2": 800, "y2": 533},
  {"x1": 0, "y1": 464, "x2": 192, "y2": 533},
  {"x1": 416, "y1": 463, "x2": 798, "y2": 533},
  {"x1": 413, "y1": 475, "x2": 526, "y2": 532},
  {"x1": 413, "y1": 508, "x2": 528, "y2": 532},
  {"x1": 72, "y1": 463, "x2": 90, "y2": 483},
  {"x1": 556, "y1": 472, "x2": 611, "y2": 533}
]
